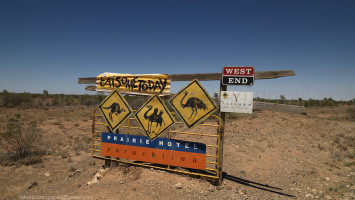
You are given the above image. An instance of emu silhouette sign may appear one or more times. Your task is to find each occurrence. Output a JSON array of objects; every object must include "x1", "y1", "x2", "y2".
[
  {"x1": 135, "y1": 94, "x2": 175, "y2": 141},
  {"x1": 99, "y1": 89, "x2": 133, "y2": 132},
  {"x1": 170, "y1": 80, "x2": 217, "y2": 128}
]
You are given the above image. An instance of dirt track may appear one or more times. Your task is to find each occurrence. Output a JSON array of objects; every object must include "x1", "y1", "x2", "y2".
[{"x1": 0, "y1": 106, "x2": 354, "y2": 199}]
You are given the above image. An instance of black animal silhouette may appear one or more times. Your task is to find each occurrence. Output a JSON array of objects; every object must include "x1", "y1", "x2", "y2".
[
  {"x1": 180, "y1": 91, "x2": 207, "y2": 120},
  {"x1": 144, "y1": 105, "x2": 164, "y2": 134},
  {"x1": 155, "y1": 110, "x2": 165, "y2": 132},
  {"x1": 102, "y1": 102, "x2": 126, "y2": 121}
]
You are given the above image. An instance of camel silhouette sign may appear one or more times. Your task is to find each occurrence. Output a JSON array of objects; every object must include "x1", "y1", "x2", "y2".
[
  {"x1": 170, "y1": 79, "x2": 217, "y2": 128},
  {"x1": 135, "y1": 94, "x2": 175, "y2": 141},
  {"x1": 99, "y1": 89, "x2": 133, "y2": 132}
]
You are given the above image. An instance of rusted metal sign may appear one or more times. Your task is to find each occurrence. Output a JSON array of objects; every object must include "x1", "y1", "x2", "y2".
[
  {"x1": 170, "y1": 80, "x2": 218, "y2": 128},
  {"x1": 101, "y1": 132, "x2": 206, "y2": 170},
  {"x1": 96, "y1": 73, "x2": 171, "y2": 95},
  {"x1": 135, "y1": 94, "x2": 175, "y2": 141},
  {"x1": 222, "y1": 66, "x2": 254, "y2": 86},
  {"x1": 99, "y1": 89, "x2": 133, "y2": 132}
]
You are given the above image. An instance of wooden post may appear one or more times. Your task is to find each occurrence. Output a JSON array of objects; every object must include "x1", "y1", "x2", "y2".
[
  {"x1": 218, "y1": 80, "x2": 227, "y2": 186},
  {"x1": 78, "y1": 70, "x2": 296, "y2": 84}
]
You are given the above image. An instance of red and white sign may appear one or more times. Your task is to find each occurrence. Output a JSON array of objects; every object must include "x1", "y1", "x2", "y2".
[
  {"x1": 222, "y1": 66, "x2": 255, "y2": 86},
  {"x1": 223, "y1": 66, "x2": 254, "y2": 76}
]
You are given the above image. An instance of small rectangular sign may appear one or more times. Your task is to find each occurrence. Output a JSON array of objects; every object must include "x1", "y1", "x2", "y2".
[
  {"x1": 101, "y1": 132, "x2": 206, "y2": 170},
  {"x1": 222, "y1": 66, "x2": 254, "y2": 86},
  {"x1": 96, "y1": 73, "x2": 171, "y2": 95},
  {"x1": 223, "y1": 66, "x2": 254, "y2": 76},
  {"x1": 222, "y1": 76, "x2": 254, "y2": 86},
  {"x1": 220, "y1": 91, "x2": 253, "y2": 113}
]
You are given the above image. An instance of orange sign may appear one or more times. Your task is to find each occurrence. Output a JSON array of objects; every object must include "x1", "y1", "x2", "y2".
[{"x1": 101, "y1": 132, "x2": 206, "y2": 170}]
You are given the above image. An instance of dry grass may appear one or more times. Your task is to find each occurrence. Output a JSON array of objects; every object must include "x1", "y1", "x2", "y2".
[
  {"x1": 0, "y1": 106, "x2": 95, "y2": 166},
  {"x1": 331, "y1": 132, "x2": 355, "y2": 163},
  {"x1": 0, "y1": 120, "x2": 44, "y2": 166},
  {"x1": 346, "y1": 108, "x2": 355, "y2": 121}
]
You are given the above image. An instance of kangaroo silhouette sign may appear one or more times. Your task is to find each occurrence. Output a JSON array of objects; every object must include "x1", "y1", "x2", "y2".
[
  {"x1": 135, "y1": 94, "x2": 175, "y2": 141},
  {"x1": 170, "y1": 80, "x2": 217, "y2": 128},
  {"x1": 99, "y1": 89, "x2": 133, "y2": 132}
]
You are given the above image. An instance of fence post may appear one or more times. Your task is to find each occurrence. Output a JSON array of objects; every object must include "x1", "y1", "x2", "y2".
[
  {"x1": 218, "y1": 80, "x2": 227, "y2": 186},
  {"x1": 104, "y1": 126, "x2": 112, "y2": 167}
]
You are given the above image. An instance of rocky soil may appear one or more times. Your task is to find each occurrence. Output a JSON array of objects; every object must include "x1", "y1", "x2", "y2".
[{"x1": 0, "y1": 106, "x2": 354, "y2": 200}]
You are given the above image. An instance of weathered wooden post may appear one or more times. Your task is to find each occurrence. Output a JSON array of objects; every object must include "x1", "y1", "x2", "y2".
[{"x1": 218, "y1": 80, "x2": 227, "y2": 186}]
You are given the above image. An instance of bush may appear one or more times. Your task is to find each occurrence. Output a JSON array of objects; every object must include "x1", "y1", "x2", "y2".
[
  {"x1": 0, "y1": 121, "x2": 43, "y2": 165},
  {"x1": 2, "y1": 90, "x2": 33, "y2": 107},
  {"x1": 14, "y1": 113, "x2": 21, "y2": 119},
  {"x1": 347, "y1": 108, "x2": 355, "y2": 121}
]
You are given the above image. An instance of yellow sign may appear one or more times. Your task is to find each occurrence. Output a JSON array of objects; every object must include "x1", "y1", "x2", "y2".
[
  {"x1": 222, "y1": 91, "x2": 229, "y2": 99},
  {"x1": 96, "y1": 73, "x2": 171, "y2": 95},
  {"x1": 169, "y1": 80, "x2": 217, "y2": 128},
  {"x1": 99, "y1": 89, "x2": 133, "y2": 132},
  {"x1": 134, "y1": 94, "x2": 175, "y2": 141}
]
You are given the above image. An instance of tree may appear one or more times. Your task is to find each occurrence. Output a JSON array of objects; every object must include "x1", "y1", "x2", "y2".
[
  {"x1": 3, "y1": 90, "x2": 10, "y2": 105},
  {"x1": 298, "y1": 98, "x2": 303, "y2": 106},
  {"x1": 280, "y1": 94, "x2": 286, "y2": 104},
  {"x1": 43, "y1": 90, "x2": 49, "y2": 101}
]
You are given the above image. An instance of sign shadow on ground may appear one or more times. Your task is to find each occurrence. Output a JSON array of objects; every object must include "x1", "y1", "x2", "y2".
[{"x1": 222, "y1": 172, "x2": 296, "y2": 198}]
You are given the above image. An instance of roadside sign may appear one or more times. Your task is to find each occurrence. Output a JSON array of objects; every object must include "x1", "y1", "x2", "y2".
[
  {"x1": 222, "y1": 66, "x2": 254, "y2": 86},
  {"x1": 169, "y1": 80, "x2": 218, "y2": 128},
  {"x1": 220, "y1": 91, "x2": 253, "y2": 113},
  {"x1": 96, "y1": 73, "x2": 171, "y2": 95},
  {"x1": 99, "y1": 89, "x2": 133, "y2": 132},
  {"x1": 101, "y1": 132, "x2": 206, "y2": 170},
  {"x1": 135, "y1": 94, "x2": 175, "y2": 141}
]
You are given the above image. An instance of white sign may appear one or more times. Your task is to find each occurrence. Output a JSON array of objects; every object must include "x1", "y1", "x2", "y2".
[{"x1": 220, "y1": 91, "x2": 253, "y2": 113}]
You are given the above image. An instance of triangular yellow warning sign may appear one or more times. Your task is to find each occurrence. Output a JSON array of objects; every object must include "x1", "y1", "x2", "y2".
[
  {"x1": 169, "y1": 80, "x2": 217, "y2": 128},
  {"x1": 98, "y1": 89, "x2": 133, "y2": 132},
  {"x1": 135, "y1": 94, "x2": 175, "y2": 141}
]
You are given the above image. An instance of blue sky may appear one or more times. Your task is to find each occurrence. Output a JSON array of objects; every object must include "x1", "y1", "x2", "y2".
[{"x1": 0, "y1": 0, "x2": 354, "y2": 100}]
